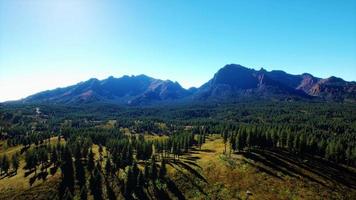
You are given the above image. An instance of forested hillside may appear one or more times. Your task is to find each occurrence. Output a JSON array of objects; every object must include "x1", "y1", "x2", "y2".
[{"x1": 0, "y1": 101, "x2": 355, "y2": 199}]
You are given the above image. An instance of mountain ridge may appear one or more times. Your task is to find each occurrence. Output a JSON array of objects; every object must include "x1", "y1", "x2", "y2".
[{"x1": 10, "y1": 64, "x2": 356, "y2": 105}]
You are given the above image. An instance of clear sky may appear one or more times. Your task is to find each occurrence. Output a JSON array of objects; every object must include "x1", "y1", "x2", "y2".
[{"x1": 1, "y1": 0, "x2": 356, "y2": 102}]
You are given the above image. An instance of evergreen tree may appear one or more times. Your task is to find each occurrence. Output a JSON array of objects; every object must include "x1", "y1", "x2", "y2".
[
  {"x1": 144, "y1": 163, "x2": 150, "y2": 181},
  {"x1": 106, "y1": 182, "x2": 116, "y2": 200},
  {"x1": 25, "y1": 150, "x2": 38, "y2": 174},
  {"x1": 80, "y1": 185, "x2": 88, "y2": 200},
  {"x1": 125, "y1": 163, "x2": 139, "y2": 198},
  {"x1": 87, "y1": 149, "x2": 95, "y2": 171},
  {"x1": 246, "y1": 132, "x2": 251, "y2": 150},
  {"x1": 1, "y1": 154, "x2": 10, "y2": 174},
  {"x1": 229, "y1": 133, "x2": 236, "y2": 154},
  {"x1": 105, "y1": 157, "x2": 112, "y2": 176},
  {"x1": 90, "y1": 164, "x2": 103, "y2": 200},
  {"x1": 137, "y1": 170, "x2": 145, "y2": 188},
  {"x1": 11, "y1": 153, "x2": 20, "y2": 174},
  {"x1": 75, "y1": 153, "x2": 86, "y2": 188},
  {"x1": 59, "y1": 146, "x2": 75, "y2": 199},
  {"x1": 51, "y1": 148, "x2": 58, "y2": 167},
  {"x1": 223, "y1": 129, "x2": 228, "y2": 154},
  {"x1": 150, "y1": 156, "x2": 158, "y2": 180},
  {"x1": 0, "y1": 155, "x2": 3, "y2": 175},
  {"x1": 159, "y1": 159, "x2": 167, "y2": 179}
]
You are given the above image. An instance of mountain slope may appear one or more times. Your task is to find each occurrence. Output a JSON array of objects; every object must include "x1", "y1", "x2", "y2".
[
  {"x1": 308, "y1": 76, "x2": 356, "y2": 101},
  {"x1": 17, "y1": 64, "x2": 356, "y2": 105},
  {"x1": 22, "y1": 75, "x2": 190, "y2": 105},
  {"x1": 194, "y1": 64, "x2": 309, "y2": 100}
]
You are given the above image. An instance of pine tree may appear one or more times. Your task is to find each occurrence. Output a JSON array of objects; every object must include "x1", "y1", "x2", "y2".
[
  {"x1": 144, "y1": 163, "x2": 150, "y2": 181},
  {"x1": 38, "y1": 147, "x2": 48, "y2": 171},
  {"x1": 90, "y1": 165, "x2": 103, "y2": 200},
  {"x1": 80, "y1": 185, "x2": 88, "y2": 200},
  {"x1": 223, "y1": 129, "x2": 228, "y2": 154},
  {"x1": 105, "y1": 157, "x2": 112, "y2": 177},
  {"x1": 286, "y1": 132, "x2": 293, "y2": 151},
  {"x1": 150, "y1": 156, "x2": 158, "y2": 180},
  {"x1": 246, "y1": 132, "x2": 251, "y2": 150},
  {"x1": 137, "y1": 170, "x2": 145, "y2": 188},
  {"x1": 51, "y1": 148, "x2": 58, "y2": 167},
  {"x1": 125, "y1": 163, "x2": 138, "y2": 198},
  {"x1": 1, "y1": 154, "x2": 10, "y2": 174},
  {"x1": 351, "y1": 147, "x2": 356, "y2": 166},
  {"x1": 159, "y1": 159, "x2": 167, "y2": 179},
  {"x1": 229, "y1": 133, "x2": 236, "y2": 154},
  {"x1": 0, "y1": 155, "x2": 3, "y2": 175},
  {"x1": 75, "y1": 153, "x2": 86, "y2": 188},
  {"x1": 11, "y1": 153, "x2": 20, "y2": 174},
  {"x1": 87, "y1": 149, "x2": 95, "y2": 171},
  {"x1": 59, "y1": 146, "x2": 75, "y2": 199},
  {"x1": 25, "y1": 150, "x2": 37, "y2": 174},
  {"x1": 106, "y1": 182, "x2": 116, "y2": 200}
]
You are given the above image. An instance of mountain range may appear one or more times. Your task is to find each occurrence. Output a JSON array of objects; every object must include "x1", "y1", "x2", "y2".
[{"x1": 16, "y1": 64, "x2": 356, "y2": 105}]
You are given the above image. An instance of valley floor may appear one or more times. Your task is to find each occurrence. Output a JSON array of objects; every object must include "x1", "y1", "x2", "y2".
[
  {"x1": 168, "y1": 135, "x2": 356, "y2": 200},
  {"x1": 0, "y1": 135, "x2": 355, "y2": 200}
]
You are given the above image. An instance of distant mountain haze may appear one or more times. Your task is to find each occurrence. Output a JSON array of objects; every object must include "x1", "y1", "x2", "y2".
[{"x1": 15, "y1": 64, "x2": 356, "y2": 105}]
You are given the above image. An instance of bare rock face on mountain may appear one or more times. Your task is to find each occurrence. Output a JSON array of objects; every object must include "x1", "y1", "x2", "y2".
[
  {"x1": 308, "y1": 77, "x2": 356, "y2": 101},
  {"x1": 18, "y1": 64, "x2": 355, "y2": 105},
  {"x1": 128, "y1": 80, "x2": 191, "y2": 105},
  {"x1": 297, "y1": 73, "x2": 320, "y2": 93}
]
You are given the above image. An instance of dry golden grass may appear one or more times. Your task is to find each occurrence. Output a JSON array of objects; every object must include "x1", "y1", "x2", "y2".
[
  {"x1": 144, "y1": 134, "x2": 169, "y2": 141},
  {"x1": 0, "y1": 137, "x2": 65, "y2": 199},
  {"x1": 1, "y1": 135, "x2": 355, "y2": 200},
  {"x1": 171, "y1": 135, "x2": 356, "y2": 200}
]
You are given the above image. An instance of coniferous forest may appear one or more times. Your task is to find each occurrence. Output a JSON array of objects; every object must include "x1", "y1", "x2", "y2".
[
  {"x1": 2, "y1": 0, "x2": 356, "y2": 199},
  {"x1": 0, "y1": 101, "x2": 355, "y2": 200}
]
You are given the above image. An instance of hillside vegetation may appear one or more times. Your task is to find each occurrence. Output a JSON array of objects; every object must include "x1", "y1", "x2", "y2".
[{"x1": 0, "y1": 101, "x2": 355, "y2": 199}]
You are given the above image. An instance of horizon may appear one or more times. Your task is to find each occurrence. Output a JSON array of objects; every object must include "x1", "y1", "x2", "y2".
[{"x1": 1, "y1": 0, "x2": 356, "y2": 101}]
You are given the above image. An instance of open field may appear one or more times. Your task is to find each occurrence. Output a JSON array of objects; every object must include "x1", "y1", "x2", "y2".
[
  {"x1": 0, "y1": 134, "x2": 355, "y2": 200},
  {"x1": 167, "y1": 135, "x2": 356, "y2": 200},
  {"x1": 0, "y1": 137, "x2": 67, "y2": 199}
]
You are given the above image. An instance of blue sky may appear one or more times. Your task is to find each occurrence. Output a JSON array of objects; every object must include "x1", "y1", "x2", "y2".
[{"x1": 0, "y1": 0, "x2": 355, "y2": 101}]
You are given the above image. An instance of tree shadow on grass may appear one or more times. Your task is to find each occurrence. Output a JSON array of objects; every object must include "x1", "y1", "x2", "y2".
[
  {"x1": 167, "y1": 161, "x2": 206, "y2": 195},
  {"x1": 183, "y1": 156, "x2": 201, "y2": 161},
  {"x1": 29, "y1": 175, "x2": 36, "y2": 186},
  {"x1": 173, "y1": 160, "x2": 207, "y2": 183},
  {"x1": 240, "y1": 151, "x2": 299, "y2": 179},
  {"x1": 239, "y1": 148, "x2": 356, "y2": 189},
  {"x1": 20, "y1": 146, "x2": 30, "y2": 154},
  {"x1": 24, "y1": 169, "x2": 36, "y2": 177},
  {"x1": 38, "y1": 171, "x2": 48, "y2": 181},
  {"x1": 164, "y1": 177, "x2": 186, "y2": 200},
  {"x1": 29, "y1": 171, "x2": 49, "y2": 186},
  {"x1": 257, "y1": 149, "x2": 356, "y2": 189},
  {"x1": 240, "y1": 158, "x2": 283, "y2": 180},
  {"x1": 7, "y1": 170, "x2": 17, "y2": 178},
  {"x1": 153, "y1": 185, "x2": 172, "y2": 200},
  {"x1": 50, "y1": 165, "x2": 58, "y2": 176},
  {"x1": 197, "y1": 149, "x2": 216, "y2": 153},
  {"x1": 135, "y1": 187, "x2": 150, "y2": 200},
  {"x1": 181, "y1": 159, "x2": 202, "y2": 168}
]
